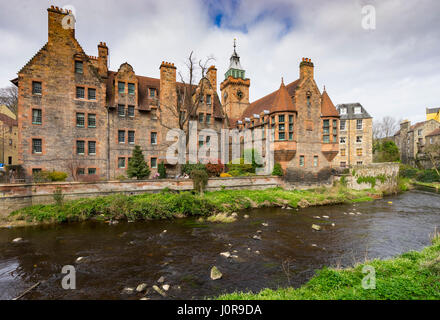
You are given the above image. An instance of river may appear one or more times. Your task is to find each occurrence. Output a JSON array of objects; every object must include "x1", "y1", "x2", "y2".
[{"x1": 0, "y1": 190, "x2": 439, "y2": 300}]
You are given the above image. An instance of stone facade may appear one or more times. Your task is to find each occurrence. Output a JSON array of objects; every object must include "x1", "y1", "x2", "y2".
[
  {"x1": 0, "y1": 106, "x2": 18, "y2": 166},
  {"x1": 394, "y1": 119, "x2": 440, "y2": 166},
  {"x1": 333, "y1": 103, "x2": 373, "y2": 167},
  {"x1": 13, "y1": 6, "x2": 224, "y2": 180},
  {"x1": 230, "y1": 57, "x2": 340, "y2": 182}
]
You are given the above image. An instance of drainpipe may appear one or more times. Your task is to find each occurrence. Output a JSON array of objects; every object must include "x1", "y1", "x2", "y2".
[{"x1": 107, "y1": 107, "x2": 111, "y2": 180}]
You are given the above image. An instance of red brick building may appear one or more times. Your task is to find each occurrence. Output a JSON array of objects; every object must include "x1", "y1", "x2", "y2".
[
  {"x1": 12, "y1": 6, "x2": 224, "y2": 180},
  {"x1": 13, "y1": 6, "x2": 340, "y2": 182},
  {"x1": 223, "y1": 50, "x2": 340, "y2": 182}
]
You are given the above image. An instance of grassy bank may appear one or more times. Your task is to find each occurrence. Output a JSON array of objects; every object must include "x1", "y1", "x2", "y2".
[
  {"x1": 218, "y1": 233, "x2": 440, "y2": 300},
  {"x1": 4, "y1": 186, "x2": 382, "y2": 226}
]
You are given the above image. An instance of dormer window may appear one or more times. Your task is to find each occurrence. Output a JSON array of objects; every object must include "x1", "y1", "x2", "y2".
[
  {"x1": 354, "y1": 106, "x2": 362, "y2": 114},
  {"x1": 75, "y1": 61, "x2": 83, "y2": 74},
  {"x1": 340, "y1": 108, "x2": 347, "y2": 115}
]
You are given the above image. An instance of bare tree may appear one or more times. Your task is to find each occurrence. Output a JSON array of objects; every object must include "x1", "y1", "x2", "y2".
[
  {"x1": 0, "y1": 85, "x2": 18, "y2": 115},
  {"x1": 374, "y1": 116, "x2": 401, "y2": 139},
  {"x1": 154, "y1": 52, "x2": 220, "y2": 172},
  {"x1": 66, "y1": 157, "x2": 85, "y2": 181},
  {"x1": 425, "y1": 143, "x2": 440, "y2": 177}
]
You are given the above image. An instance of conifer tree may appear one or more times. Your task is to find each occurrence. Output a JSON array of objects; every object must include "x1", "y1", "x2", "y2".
[{"x1": 127, "y1": 145, "x2": 151, "y2": 180}]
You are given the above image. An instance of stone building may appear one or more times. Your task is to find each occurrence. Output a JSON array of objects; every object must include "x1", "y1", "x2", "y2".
[
  {"x1": 13, "y1": 6, "x2": 349, "y2": 182},
  {"x1": 426, "y1": 107, "x2": 440, "y2": 122},
  {"x1": 227, "y1": 54, "x2": 340, "y2": 182},
  {"x1": 332, "y1": 103, "x2": 373, "y2": 168},
  {"x1": 394, "y1": 119, "x2": 440, "y2": 167},
  {"x1": 12, "y1": 6, "x2": 224, "y2": 180},
  {"x1": 0, "y1": 106, "x2": 18, "y2": 166}
]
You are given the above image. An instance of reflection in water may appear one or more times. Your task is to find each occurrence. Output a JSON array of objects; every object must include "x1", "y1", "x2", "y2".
[{"x1": 0, "y1": 190, "x2": 439, "y2": 300}]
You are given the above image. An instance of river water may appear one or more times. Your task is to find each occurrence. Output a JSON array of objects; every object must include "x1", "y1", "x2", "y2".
[{"x1": 0, "y1": 190, "x2": 439, "y2": 300}]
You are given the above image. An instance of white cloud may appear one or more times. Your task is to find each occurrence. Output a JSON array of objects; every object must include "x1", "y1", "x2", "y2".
[{"x1": 0, "y1": 0, "x2": 439, "y2": 124}]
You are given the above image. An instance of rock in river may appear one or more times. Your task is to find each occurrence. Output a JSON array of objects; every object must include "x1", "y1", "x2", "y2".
[
  {"x1": 136, "y1": 283, "x2": 148, "y2": 292},
  {"x1": 12, "y1": 238, "x2": 23, "y2": 243},
  {"x1": 253, "y1": 235, "x2": 262, "y2": 240},
  {"x1": 210, "y1": 266, "x2": 222, "y2": 280},
  {"x1": 122, "y1": 287, "x2": 134, "y2": 294},
  {"x1": 220, "y1": 252, "x2": 231, "y2": 258},
  {"x1": 312, "y1": 224, "x2": 321, "y2": 231},
  {"x1": 162, "y1": 284, "x2": 170, "y2": 291},
  {"x1": 152, "y1": 285, "x2": 167, "y2": 297}
]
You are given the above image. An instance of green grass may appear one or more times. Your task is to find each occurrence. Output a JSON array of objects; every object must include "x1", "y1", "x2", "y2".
[
  {"x1": 218, "y1": 234, "x2": 440, "y2": 300},
  {"x1": 8, "y1": 186, "x2": 383, "y2": 225}
]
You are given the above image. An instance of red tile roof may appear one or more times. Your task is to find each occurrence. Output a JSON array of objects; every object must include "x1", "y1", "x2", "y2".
[
  {"x1": 321, "y1": 90, "x2": 339, "y2": 117},
  {"x1": 242, "y1": 79, "x2": 300, "y2": 118}
]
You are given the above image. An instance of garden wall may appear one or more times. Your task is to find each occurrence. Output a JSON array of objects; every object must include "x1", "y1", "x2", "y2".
[
  {"x1": 334, "y1": 162, "x2": 400, "y2": 191},
  {"x1": 0, "y1": 176, "x2": 282, "y2": 218}
]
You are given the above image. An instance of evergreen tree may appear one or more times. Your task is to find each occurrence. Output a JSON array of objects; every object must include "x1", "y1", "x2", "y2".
[
  {"x1": 158, "y1": 161, "x2": 167, "y2": 179},
  {"x1": 127, "y1": 146, "x2": 151, "y2": 180}
]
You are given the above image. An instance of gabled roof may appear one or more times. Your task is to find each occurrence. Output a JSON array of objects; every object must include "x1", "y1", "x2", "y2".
[
  {"x1": 106, "y1": 71, "x2": 224, "y2": 118},
  {"x1": 426, "y1": 128, "x2": 440, "y2": 137},
  {"x1": 321, "y1": 90, "x2": 339, "y2": 117},
  {"x1": 242, "y1": 79, "x2": 300, "y2": 118}
]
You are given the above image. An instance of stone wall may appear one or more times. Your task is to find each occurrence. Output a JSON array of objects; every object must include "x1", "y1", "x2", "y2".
[
  {"x1": 0, "y1": 176, "x2": 282, "y2": 218},
  {"x1": 334, "y1": 162, "x2": 399, "y2": 191}
]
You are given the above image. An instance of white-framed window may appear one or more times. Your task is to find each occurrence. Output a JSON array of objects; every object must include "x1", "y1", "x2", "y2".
[
  {"x1": 356, "y1": 136, "x2": 363, "y2": 143},
  {"x1": 340, "y1": 120, "x2": 346, "y2": 131},
  {"x1": 340, "y1": 137, "x2": 346, "y2": 144},
  {"x1": 356, "y1": 119, "x2": 363, "y2": 130},
  {"x1": 340, "y1": 108, "x2": 347, "y2": 115},
  {"x1": 354, "y1": 106, "x2": 362, "y2": 114}
]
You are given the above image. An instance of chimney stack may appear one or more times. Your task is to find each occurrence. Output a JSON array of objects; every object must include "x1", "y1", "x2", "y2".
[
  {"x1": 98, "y1": 42, "x2": 109, "y2": 77},
  {"x1": 48, "y1": 6, "x2": 75, "y2": 44},
  {"x1": 300, "y1": 57, "x2": 314, "y2": 80},
  {"x1": 206, "y1": 65, "x2": 217, "y2": 91}
]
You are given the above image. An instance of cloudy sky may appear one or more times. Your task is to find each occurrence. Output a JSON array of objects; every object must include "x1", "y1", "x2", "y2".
[{"x1": 1, "y1": 0, "x2": 439, "y2": 123}]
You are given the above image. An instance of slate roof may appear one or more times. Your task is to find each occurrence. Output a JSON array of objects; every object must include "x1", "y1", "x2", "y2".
[{"x1": 336, "y1": 103, "x2": 372, "y2": 120}]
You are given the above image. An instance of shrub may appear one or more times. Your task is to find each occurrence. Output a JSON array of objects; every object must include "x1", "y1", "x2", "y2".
[
  {"x1": 190, "y1": 169, "x2": 209, "y2": 193},
  {"x1": 416, "y1": 169, "x2": 440, "y2": 183},
  {"x1": 181, "y1": 163, "x2": 207, "y2": 175},
  {"x1": 48, "y1": 171, "x2": 68, "y2": 182},
  {"x1": 399, "y1": 164, "x2": 418, "y2": 179},
  {"x1": 227, "y1": 169, "x2": 243, "y2": 177},
  {"x1": 32, "y1": 170, "x2": 51, "y2": 183},
  {"x1": 158, "y1": 161, "x2": 167, "y2": 179},
  {"x1": 220, "y1": 173, "x2": 232, "y2": 178},
  {"x1": 53, "y1": 187, "x2": 64, "y2": 206},
  {"x1": 127, "y1": 145, "x2": 151, "y2": 180},
  {"x1": 205, "y1": 162, "x2": 225, "y2": 177},
  {"x1": 227, "y1": 158, "x2": 254, "y2": 175},
  {"x1": 115, "y1": 174, "x2": 127, "y2": 181},
  {"x1": 272, "y1": 163, "x2": 284, "y2": 176}
]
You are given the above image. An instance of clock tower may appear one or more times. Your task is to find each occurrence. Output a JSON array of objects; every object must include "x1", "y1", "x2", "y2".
[{"x1": 220, "y1": 39, "x2": 250, "y2": 123}]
